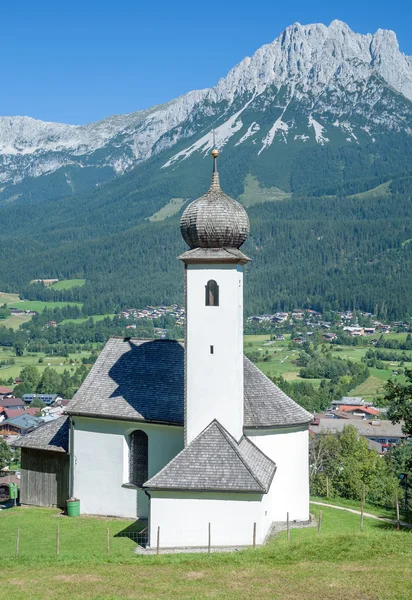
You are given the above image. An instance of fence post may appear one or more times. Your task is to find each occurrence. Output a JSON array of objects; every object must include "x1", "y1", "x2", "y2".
[
  {"x1": 317, "y1": 510, "x2": 323, "y2": 534},
  {"x1": 15, "y1": 527, "x2": 20, "y2": 558},
  {"x1": 396, "y1": 493, "x2": 400, "y2": 531},
  {"x1": 287, "y1": 512, "x2": 290, "y2": 542},
  {"x1": 106, "y1": 528, "x2": 110, "y2": 555},
  {"x1": 56, "y1": 525, "x2": 60, "y2": 556},
  {"x1": 208, "y1": 522, "x2": 211, "y2": 553},
  {"x1": 360, "y1": 483, "x2": 365, "y2": 532},
  {"x1": 156, "y1": 526, "x2": 160, "y2": 555},
  {"x1": 253, "y1": 522, "x2": 256, "y2": 548}
]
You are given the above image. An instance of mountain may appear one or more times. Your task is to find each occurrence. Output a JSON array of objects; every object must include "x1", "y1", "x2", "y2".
[
  {"x1": 2, "y1": 20, "x2": 412, "y2": 320},
  {"x1": 2, "y1": 20, "x2": 412, "y2": 204}
]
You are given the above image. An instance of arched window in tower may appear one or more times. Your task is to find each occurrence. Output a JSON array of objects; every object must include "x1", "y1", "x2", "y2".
[
  {"x1": 205, "y1": 280, "x2": 219, "y2": 306},
  {"x1": 129, "y1": 430, "x2": 148, "y2": 486}
]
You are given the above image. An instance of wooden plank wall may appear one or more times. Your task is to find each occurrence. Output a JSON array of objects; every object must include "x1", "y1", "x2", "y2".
[{"x1": 21, "y1": 448, "x2": 69, "y2": 508}]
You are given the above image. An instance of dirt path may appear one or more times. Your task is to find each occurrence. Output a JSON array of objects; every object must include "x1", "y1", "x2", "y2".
[{"x1": 311, "y1": 501, "x2": 412, "y2": 529}]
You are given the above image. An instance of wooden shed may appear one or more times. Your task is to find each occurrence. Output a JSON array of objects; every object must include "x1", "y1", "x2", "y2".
[{"x1": 13, "y1": 416, "x2": 69, "y2": 508}]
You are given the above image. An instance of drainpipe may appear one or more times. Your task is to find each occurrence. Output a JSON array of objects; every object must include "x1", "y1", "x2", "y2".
[
  {"x1": 69, "y1": 417, "x2": 75, "y2": 499},
  {"x1": 143, "y1": 488, "x2": 151, "y2": 548}
]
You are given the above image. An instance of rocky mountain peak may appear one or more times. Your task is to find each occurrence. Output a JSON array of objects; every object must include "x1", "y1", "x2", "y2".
[{"x1": 0, "y1": 21, "x2": 412, "y2": 200}]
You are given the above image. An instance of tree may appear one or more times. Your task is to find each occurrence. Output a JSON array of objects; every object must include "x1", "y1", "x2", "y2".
[
  {"x1": 30, "y1": 397, "x2": 46, "y2": 410},
  {"x1": 19, "y1": 365, "x2": 41, "y2": 392},
  {"x1": 37, "y1": 367, "x2": 61, "y2": 394},
  {"x1": 384, "y1": 369, "x2": 412, "y2": 436},
  {"x1": 310, "y1": 425, "x2": 399, "y2": 506},
  {"x1": 0, "y1": 439, "x2": 12, "y2": 470}
]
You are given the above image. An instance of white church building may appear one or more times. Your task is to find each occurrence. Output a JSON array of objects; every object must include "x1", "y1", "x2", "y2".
[{"x1": 19, "y1": 150, "x2": 312, "y2": 549}]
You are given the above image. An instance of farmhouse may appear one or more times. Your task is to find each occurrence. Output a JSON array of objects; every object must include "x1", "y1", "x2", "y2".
[
  {"x1": 19, "y1": 150, "x2": 312, "y2": 550},
  {"x1": 0, "y1": 413, "x2": 40, "y2": 436},
  {"x1": 0, "y1": 397, "x2": 25, "y2": 410}
]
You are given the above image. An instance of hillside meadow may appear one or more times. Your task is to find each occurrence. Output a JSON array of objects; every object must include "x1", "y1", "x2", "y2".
[{"x1": 0, "y1": 504, "x2": 411, "y2": 599}]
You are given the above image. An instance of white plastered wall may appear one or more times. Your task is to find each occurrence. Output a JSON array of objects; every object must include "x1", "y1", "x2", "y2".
[
  {"x1": 185, "y1": 263, "x2": 244, "y2": 444},
  {"x1": 148, "y1": 491, "x2": 272, "y2": 548},
  {"x1": 72, "y1": 417, "x2": 183, "y2": 518},
  {"x1": 245, "y1": 426, "x2": 310, "y2": 522}
]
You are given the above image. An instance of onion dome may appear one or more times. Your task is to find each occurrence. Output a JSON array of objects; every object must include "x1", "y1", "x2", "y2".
[{"x1": 180, "y1": 149, "x2": 250, "y2": 249}]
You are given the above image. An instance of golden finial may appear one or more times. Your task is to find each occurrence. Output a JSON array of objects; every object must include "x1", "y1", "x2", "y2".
[{"x1": 211, "y1": 148, "x2": 219, "y2": 158}]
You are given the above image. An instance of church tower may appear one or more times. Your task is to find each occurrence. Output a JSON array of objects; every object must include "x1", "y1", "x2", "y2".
[{"x1": 179, "y1": 150, "x2": 250, "y2": 444}]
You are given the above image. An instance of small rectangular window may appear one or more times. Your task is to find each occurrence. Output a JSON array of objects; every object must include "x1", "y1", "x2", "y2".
[{"x1": 210, "y1": 345, "x2": 214, "y2": 354}]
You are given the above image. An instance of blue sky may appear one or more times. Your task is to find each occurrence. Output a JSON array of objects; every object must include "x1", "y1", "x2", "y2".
[{"x1": 2, "y1": 0, "x2": 411, "y2": 124}]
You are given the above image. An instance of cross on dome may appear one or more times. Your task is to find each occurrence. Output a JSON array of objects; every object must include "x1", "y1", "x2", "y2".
[{"x1": 180, "y1": 149, "x2": 250, "y2": 250}]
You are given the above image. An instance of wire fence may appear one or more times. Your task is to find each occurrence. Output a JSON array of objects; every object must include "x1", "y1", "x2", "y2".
[{"x1": 2, "y1": 502, "x2": 410, "y2": 562}]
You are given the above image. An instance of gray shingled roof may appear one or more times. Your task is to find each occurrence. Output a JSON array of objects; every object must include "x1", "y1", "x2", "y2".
[
  {"x1": 243, "y1": 357, "x2": 313, "y2": 428},
  {"x1": 67, "y1": 339, "x2": 184, "y2": 424},
  {"x1": 12, "y1": 416, "x2": 69, "y2": 453},
  {"x1": 66, "y1": 337, "x2": 312, "y2": 428},
  {"x1": 144, "y1": 420, "x2": 276, "y2": 492}
]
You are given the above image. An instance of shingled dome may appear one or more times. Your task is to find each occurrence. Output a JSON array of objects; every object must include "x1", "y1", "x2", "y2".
[{"x1": 180, "y1": 150, "x2": 250, "y2": 249}]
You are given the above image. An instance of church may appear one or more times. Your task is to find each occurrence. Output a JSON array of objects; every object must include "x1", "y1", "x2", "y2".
[{"x1": 17, "y1": 150, "x2": 312, "y2": 549}]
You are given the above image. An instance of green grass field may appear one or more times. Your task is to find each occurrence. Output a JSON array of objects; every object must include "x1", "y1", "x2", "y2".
[
  {"x1": 6, "y1": 300, "x2": 83, "y2": 312},
  {"x1": 0, "y1": 348, "x2": 93, "y2": 380},
  {"x1": 60, "y1": 314, "x2": 115, "y2": 325},
  {"x1": 0, "y1": 504, "x2": 411, "y2": 599},
  {"x1": 50, "y1": 279, "x2": 86, "y2": 290}
]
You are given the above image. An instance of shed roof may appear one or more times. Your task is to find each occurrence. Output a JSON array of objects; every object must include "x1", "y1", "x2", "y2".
[
  {"x1": 3, "y1": 414, "x2": 40, "y2": 430},
  {"x1": 66, "y1": 337, "x2": 312, "y2": 428},
  {"x1": 144, "y1": 420, "x2": 276, "y2": 493},
  {"x1": 12, "y1": 416, "x2": 69, "y2": 453}
]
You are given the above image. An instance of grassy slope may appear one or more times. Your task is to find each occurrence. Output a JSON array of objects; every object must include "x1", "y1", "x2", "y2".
[
  {"x1": 50, "y1": 279, "x2": 86, "y2": 290},
  {"x1": 239, "y1": 174, "x2": 292, "y2": 207},
  {"x1": 0, "y1": 292, "x2": 20, "y2": 304},
  {"x1": 0, "y1": 315, "x2": 32, "y2": 330},
  {"x1": 0, "y1": 505, "x2": 411, "y2": 599},
  {"x1": 310, "y1": 496, "x2": 411, "y2": 523},
  {"x1": 349, "y1": 181, "x2": 392, "y2": 200},
  {"x1": 149, "y1": 198, "x2": 186, "y2": 221}
]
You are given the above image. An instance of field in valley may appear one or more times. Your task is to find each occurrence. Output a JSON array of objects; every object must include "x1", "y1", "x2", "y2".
[
  {"x1": 0, "y1": 503, "x2": 410, "y2": 599},
  {"x1": 0, "y1": 348, "x2": 93, "y2": 380},
  {"x1": 243, "y1": 333, "x2": 411, "y2": 399}
]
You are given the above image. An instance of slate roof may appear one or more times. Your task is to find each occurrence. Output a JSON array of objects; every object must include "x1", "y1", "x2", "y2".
[
  {"x1": 0, "y1": 398, "x2": 24, "y2": 408},
  {"x1": 243, "y1": 357, "x2": 313, "y2": 428},
  {"x1": 66, "y1": 337, "x2": 312, "y2": 428},
  {"x1": 144, "y1": 420, "x2": 276, "y2": 493},
  {"x1": 67, "y1": 339, "x2": 185, "y2": 424},
  {"x1": 12, "y1": 416, "x2": 69, "y2": 453}
]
